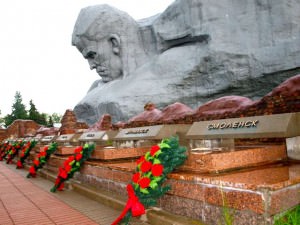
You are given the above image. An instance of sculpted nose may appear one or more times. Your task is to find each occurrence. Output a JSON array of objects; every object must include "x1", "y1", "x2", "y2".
[{"x1": 88, "y1": 59, "x2": 96, "y2": 70}]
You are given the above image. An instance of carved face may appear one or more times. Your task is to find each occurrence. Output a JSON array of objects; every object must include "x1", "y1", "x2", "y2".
[{"x1": 80, "y1": 37, "x2": 122, "y2": 83}]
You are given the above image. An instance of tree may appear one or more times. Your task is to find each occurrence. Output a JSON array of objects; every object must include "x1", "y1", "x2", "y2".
[
  {"x1": 28, "y1": 100, "x2": 49, "y2": 126},
  {"x1": 2, "y1": 92, "x2": 62, "y2": 128},
  {"x1": 51, "y1": 113, "x2": 62, "y2": 123},
  {"x1": 47, "y1": 116, "x2": 54, "y2": 127},
  {"x1": 4, "y1": 91, "x2": 28, "y2": 127},
  {"x1": 12, "y1": 91, "x2": 28, "y2": 119},
  {"x1": 28, "y1": 100, "x2": 39, "y2": 122}
]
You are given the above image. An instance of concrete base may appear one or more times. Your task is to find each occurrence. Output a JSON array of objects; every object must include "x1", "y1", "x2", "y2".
[
  {"x1": 44, "y1": 153, "x2": 300, "y2": 225},
  {"x1": 181, "y1": 145, "x2": 287, "y2": 173},
  {"x1": 54, "y1": 145, "x2": 150, "y2": 161},
  {"x1": 55, "y1": 146, "x2": 77, "y2": 155},
  {"x1": 90, "y1": 147, "x2": 150, "y2": 160},
  {"x1": 74, "y1": 161, "x2": 300, "y2": 225}
]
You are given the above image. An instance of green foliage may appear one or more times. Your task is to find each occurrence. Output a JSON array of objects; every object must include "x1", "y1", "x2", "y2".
[
  {"x1": 51, "y1": 113, "x2": 62, "y2": 123},
  {"x1": 47, "y1": 116, "x2": 54, "y2": 127},
  {"x1": 4, "y1": 91, "x2": 28, "y2": 127},
  {"x1": 11, "y1": 91, "x2": 28, "y2": 120},
  {"x1": 274, "y1": 205, "x2": 300, "y2": 225},
  {"x1": 28, "y1": 100, "x2": 48, "y2": 126},
  {"x1": 2, "y1": 92, "x2": 61, "y2": 127},
  {"x1": 218, "y1": 187, "x2": 235, "y2": 225}
]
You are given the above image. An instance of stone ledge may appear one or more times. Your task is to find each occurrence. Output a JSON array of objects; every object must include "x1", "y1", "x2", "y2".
[
  {"x1": 147, "y1": 208, "x2": 205, "y2": 225},
  {"x1": 38, "y1": 168, "x2": 204, "y2": 225}
]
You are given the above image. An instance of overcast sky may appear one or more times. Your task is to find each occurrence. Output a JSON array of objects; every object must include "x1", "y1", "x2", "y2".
[{"x1": 0, "y1": 0, "x2": 174, "y2": 116}]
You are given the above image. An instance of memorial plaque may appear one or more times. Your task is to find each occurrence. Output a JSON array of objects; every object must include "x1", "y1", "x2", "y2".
[
  {"x1": 32, "y1": 135, "x2": 42, "y2": 142},
  {"x1": 56, "y1": 134, "x2": 75, "y2": 145},
  {"x1": 187, "y1": 113, "x2": 300, "y2": 140},
  {"x1": 114, "y1": 125, "x2": 190, "y2": 149},
  {"x1": 79, "y1": 131, "x2": 106, "y2": 142},
  {"x1": 114, "y1": 125, "x2": 190, "y2": 141},
  {"x1": 78, "y1": 131, "x2": 118, "y2": 146},
  {"x1": 40, "y1": 135, "x2": 56, "y2": 144},
  {"x1": 286, "y1": 136, "x2": 300, "y2": 160}
]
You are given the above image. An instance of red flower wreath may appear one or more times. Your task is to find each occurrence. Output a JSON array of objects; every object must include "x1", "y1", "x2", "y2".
[
  {"x1": 16, "y1": 140, "x2": 37, "y2": 169},
  {"x1": 50, "y1": 144, "x2": 94, "y2": 192},
  {"x1": 27, "y1": 142, "x2": 58, "y2": 178},
  {"x1": 112, "y1": 136, "x2": 187, "y2": 225}
]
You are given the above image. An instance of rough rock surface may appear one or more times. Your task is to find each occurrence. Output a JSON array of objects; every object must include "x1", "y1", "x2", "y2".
[
  {"x1": 122, "y1": 74, "x2": 300, "y2": 127},
  {"x1": 73, "y1": 0, "x2": 300, "y2": 125},
  {"x1": 195, "y1": 96, "x2": 254, "y2": 116},
  {"x1": 128, "y1": 103, "x2": 162, "y2": 123},
  {"x1": 36, "y1": 127, "x2": 59, "y2": 136},
  {"x1": 6, "y1": 120, "x2": 41, "y2": 138},
  {"x1": 59, "y1": 109, "x2": 88, "y2": 134},
  {"x1": 158, "y1": 102, "x2": 193, "y2": 122},
  {"x1": 88, "y1": 114, "x2": 112, "y2": 131}
]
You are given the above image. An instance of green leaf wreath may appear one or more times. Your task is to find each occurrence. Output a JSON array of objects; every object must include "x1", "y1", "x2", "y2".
[
  {"x1": 16, "y1": 140, "x2": 37, "y2": 169},
  {"x1": 50, "y1": 143, "x2": 95, "y2": 192},
  {"x1": 27, "y1": 142, "x2": 58, "y2": 178},
  {"x1": 6, "y1": 140, "x2": 25, "y2": 164},
  {"x1": 112, "y1": 136, "x2": 187, "y2": 225},
  {"x1": 0, "y1": 141, "x2": 11, "y2": 161}
]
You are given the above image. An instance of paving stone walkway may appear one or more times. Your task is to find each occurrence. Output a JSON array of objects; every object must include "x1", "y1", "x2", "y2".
[{"x1": 0, "y1": 162, "x2": 134, "y2": 225}]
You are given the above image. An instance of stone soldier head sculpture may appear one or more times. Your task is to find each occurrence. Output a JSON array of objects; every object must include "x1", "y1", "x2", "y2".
[{"x1": 72, "y1": 5, "x2": 147, "y2": 83}]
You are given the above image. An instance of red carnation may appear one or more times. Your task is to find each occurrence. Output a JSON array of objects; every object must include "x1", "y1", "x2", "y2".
[
  {"x1": 67, "y1": 155, "x2": 75, "y2": 162},
  {"x1": 33, "y1": 159, "x2": 40, "y2": 166},
  {"x1": 64, "y1": 164, "x2": 72, "y2": 173},
  {"x1": 59, "y1": 168, "x2": 68, "y2": 179},
  {"x1": 57, "y1": 182, "x2": 64, "y2": 191},
  {"x1": 55, "y1": 177, "x2": 61, "y2": 185},
  {"x1": 141, "y1": 161, "x2": 152, "y2": 173},
  {"x1": 151, "y1": 164, "x2": 164, "y2": 176},
  {"x1": 136, "y1": 155, "x2": 145, "y2": 165},
  {"x1": 29, "y1": 166, "x2": 36, "y2": 176},
  {"x1": 40, "y1": 151, "x2": 46, "y2": 157},
  {"x1": 132, "y1": 172, "x2": 141, "y2": 183},
  {"x1": 75, "y1": 153, "x2": 82, "y2": 161},
  {"x1": 44, "y1": 146, "x2": 48, "y2": 151},
  {"x1": 74, "y1": 146, "x2": 83, "y2": 154},
  {"x1": 64, "y1": 155, "x2": 75, "y2": 166},
  {"x1": 16, "y1": 161, "x2": 23, "y2": 168},
  {"x1": 138, "y1": 177, "x2": 151, "y2": 189},
  {"x1": 150, "y1": 145, "x2": 160, "y2": 157}
]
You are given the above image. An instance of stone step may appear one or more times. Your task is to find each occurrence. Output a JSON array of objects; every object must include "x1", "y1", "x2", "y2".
[{"x1": 37, "y1": 169, "x2": 205, "y2": 225}]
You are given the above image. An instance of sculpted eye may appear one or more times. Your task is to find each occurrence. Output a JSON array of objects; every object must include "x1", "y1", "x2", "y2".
[{"x1": 86, "y1": 51, "x2": 96, "y2": 59}]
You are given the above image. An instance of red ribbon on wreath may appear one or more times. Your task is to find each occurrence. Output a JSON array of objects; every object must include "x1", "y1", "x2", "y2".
[{"x1": 111, "y1": 184, "x2": 145, "y2": 225}]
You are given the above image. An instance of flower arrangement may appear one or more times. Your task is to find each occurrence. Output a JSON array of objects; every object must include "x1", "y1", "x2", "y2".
[
  {"x1": 6, "y1": 140, "x2": 24, "y2": 164},
  {"x1": 112, "y1": 136, "x2": 187, "y2": 225},
  {"x1": 27, "y1": 142, "x2": 58, "y2": 178},
  {"x1": 0, "y1": 141, "x2": 11, "y2": 161},
  {"x1": 50, "y1": 143, "x2": 95, "y2": 192},
  {"x1": 16, "y1": 140, "x2": 37, "y2": 169}
]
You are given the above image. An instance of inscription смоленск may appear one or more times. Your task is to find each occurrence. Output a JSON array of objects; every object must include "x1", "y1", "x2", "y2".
[{"x1": 207, "y1": 120, "x2": 259, "y2": 130}]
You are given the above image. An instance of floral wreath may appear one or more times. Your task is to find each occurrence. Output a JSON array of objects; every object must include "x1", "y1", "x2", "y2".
[
  {"x1": 112, "y1": 136, "x2": 187, "y2": 225},
  {"x1": 0, "y1": 141, "x2": 11, "y2": 161},
  {"x1": 50, "y1": 143, "x2": 95, "y2": 192},
  {"x1": 27, "y1": 142, "x2": 58, "y2": 178},
  {"x1": 6, "y1": 140, "x2": 24, "y2": 164},
  {"x1": 16, "y1": 140, "x2": 37, "y2": 169}
]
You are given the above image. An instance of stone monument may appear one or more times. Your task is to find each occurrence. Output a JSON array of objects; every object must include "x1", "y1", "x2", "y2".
[{"x1": 72, "y1": 0, "x2": 300, "y2": 125}]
